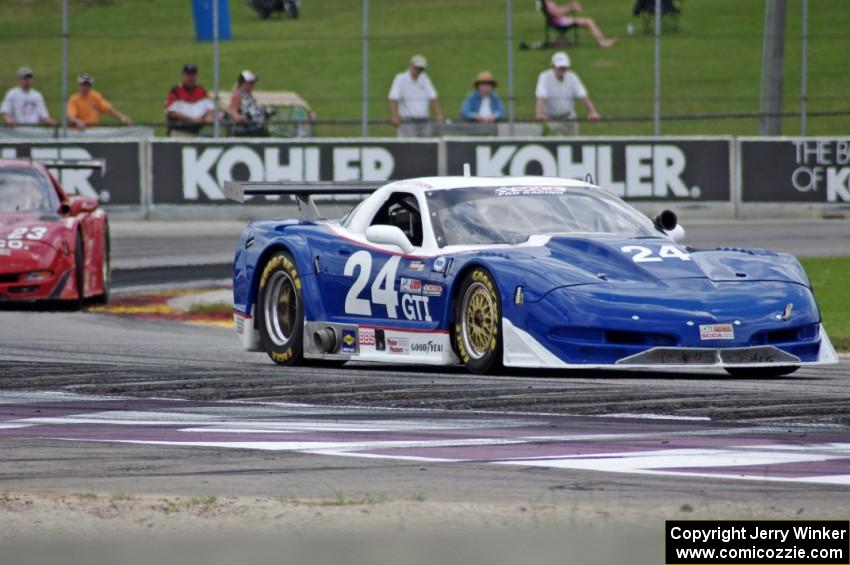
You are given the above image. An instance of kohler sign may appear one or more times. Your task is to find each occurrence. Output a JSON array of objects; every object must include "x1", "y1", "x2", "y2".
[
  {"x1": 0, "y1": 141, "x2": 142, "y2": 205},
  {"x1": 446, "y1": 139, "x2": 731, "y2": 201},
  {"x1": 151, "y1": 141, "x2": 439, "y2": 204}
]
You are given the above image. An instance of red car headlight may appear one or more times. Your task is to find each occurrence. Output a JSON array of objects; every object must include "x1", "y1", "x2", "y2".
[{"x1": 21, "y1": 270, "x2": 53, "y2": 282}]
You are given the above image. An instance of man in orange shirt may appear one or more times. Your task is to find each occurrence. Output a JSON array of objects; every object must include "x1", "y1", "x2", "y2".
[{"x1": 66, "y1": 74, "x2": 132, "y2": 128}]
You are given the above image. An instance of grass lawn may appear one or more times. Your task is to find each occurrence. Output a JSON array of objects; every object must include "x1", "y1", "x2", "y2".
[
  {"x1": 1, "y1": 0, "x2": 849, "y2": 136},
  {"x1": 801, "y1": 257, "x2": 850, "y2": 352}
]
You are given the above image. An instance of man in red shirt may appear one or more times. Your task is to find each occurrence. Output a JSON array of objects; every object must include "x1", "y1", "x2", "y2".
[{"x1": 164, "y1": 63, "x2": 215, "y2": 136}]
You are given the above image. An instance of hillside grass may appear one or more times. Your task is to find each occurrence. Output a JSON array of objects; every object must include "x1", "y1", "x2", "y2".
[
  {"x1": 800, "y1": 257, "x2": 850, "y2": 352},
  {"x1": 1, "y1": 0, "x2": 849, "y2": 137}
]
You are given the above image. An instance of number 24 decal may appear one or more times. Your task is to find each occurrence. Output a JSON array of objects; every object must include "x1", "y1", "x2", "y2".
[
  {"x1": 344, "y1": 251, "x2": 401, "y2": 318},
  {"x1": 621, "y1": 245, "x2": 691, "y2": 263}
]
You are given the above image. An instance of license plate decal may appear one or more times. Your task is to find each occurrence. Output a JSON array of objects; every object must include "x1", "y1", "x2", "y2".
[{"x1": 699, "y1": 323, "x2": 735, "y2": 340}]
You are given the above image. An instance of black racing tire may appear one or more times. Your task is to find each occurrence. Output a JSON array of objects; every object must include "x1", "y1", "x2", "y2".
[
  {"x1": 92, "y1": 226, "x2": 110, "y2": 305},
  {"x1": 453, "y1": 267, "x2": 503, "y2": 374},
  {"x1": 725, "y1": 366, "x2": 799, "y2": 378},
  {"x1": 256, "y1": 250, "x2": 305, "y2": 366},
  {"x1": 72, "y1": 233, "x2": 85, "y2": 310}
]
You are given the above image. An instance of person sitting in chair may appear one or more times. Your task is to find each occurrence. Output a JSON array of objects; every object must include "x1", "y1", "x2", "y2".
[
  {"x1": 543, "y1": 1, "x2": 617, "y2": 48},
  {"x1": 164, "y1": 63, "x2": 215, "y2": 137}
]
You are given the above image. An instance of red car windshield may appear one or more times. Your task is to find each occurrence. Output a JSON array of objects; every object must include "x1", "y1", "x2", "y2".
[{"x1": 0, "y1": 168, "x2": 58, "y2": 213}]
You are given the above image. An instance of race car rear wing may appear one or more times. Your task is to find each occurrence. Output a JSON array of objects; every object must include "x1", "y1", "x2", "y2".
[
  {"x1": 36, "y1": 159, "x2": 107, "y2": 174},
  {"x1": 223, "y1": 180, "x2": 382, "y2": 220}
]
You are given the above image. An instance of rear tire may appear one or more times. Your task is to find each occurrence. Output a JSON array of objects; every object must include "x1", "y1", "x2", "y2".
[
  {"x1": 725, "y1": 366, "x2": 799, "y2": 378},
  {"x1": 256, "y1": 251, "x2": 304, "y2": 366},
  {"x1": 453, "y1": 267, "x2": 503, "y2": 374}
]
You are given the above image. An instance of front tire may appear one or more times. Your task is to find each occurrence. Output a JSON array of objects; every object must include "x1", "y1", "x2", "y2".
[
  {"x1": 454, "y1": 267, "x2": 503, "y2": 374},
  {"x1": 725, "y1": 366, "x2": 799, "y2": 378},
  {"x1": 92, "y1": 227, "x2": 110, "y2": 305},
  {"x1": 256, "y1": 251, "x2": 304, "y2": 365},
  {"x1": 72, "y1": 234, "x2": 85, "y2": 310}
]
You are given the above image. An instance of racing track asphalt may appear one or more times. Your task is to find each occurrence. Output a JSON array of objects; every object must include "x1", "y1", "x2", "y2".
[{"x1": 0, "y1": 309, "x2": 849, "y2": 519}]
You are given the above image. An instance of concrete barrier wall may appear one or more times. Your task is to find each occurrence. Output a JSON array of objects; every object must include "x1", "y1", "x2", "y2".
[{"x1": 2, "y1": 136, "x2": 849, "y2": 219}]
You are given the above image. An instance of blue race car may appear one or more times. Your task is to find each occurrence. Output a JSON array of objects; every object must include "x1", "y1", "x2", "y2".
[{"x1": 226, "y1": 176, "x2": 838, "y2": 376}]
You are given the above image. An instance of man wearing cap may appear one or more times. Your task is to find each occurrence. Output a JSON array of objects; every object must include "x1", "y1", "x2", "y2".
[
  {"x1": 535, "y1": 51, "x2": 599, "y2": 135},
  {"x1": 66, "y1": 74, "x2": 132, "y2": 129},
  {"x1": 460, "y1": 70, "x2": 505, "y2": 123},
  {"x1": 388, "y1": 55, "x2": 443, "y2": 137},
  {"x1": 164, "y1": 63, "x2": 215, "y2": 136},
  {"x1": 1, "y1": 67, "x2": 57, "y2": 127}
]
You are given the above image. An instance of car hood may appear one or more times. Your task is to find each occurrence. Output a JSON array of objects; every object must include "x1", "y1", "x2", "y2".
[
  {"x1": 0, "y1": 212, "x2": 68, "y2": 250},
  {"x1": 475, "y1": 235, "x2": 809, "y2": 302}
]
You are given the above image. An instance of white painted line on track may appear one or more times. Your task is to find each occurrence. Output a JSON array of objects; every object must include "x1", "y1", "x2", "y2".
[{"x1": 606, "y1": 413, "x2": 712, "y2": 421}]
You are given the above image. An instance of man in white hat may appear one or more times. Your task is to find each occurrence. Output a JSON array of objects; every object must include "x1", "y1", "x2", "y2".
[
  {"x1": 388, "y1": 54, "x2": 443, "y2": 137},
  {"x1": 1, "y1": 67, "x2": 57, "y2": 127},
  {"x1": 534, "y1": 51, "x2": 599, "y2": 135}
]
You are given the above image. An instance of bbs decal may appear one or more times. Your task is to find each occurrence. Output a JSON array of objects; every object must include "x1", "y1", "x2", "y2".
[
  {"x1": 621, "y1": 245, "x2": 691, "y2": 263},
  {"x1": 343, "y1": 251, "x2": 432, "y2": 321}
]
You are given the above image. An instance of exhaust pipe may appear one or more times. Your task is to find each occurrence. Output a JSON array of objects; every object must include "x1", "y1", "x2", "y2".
[{"x1": 313, "y1": 328, "x2": 337, "y2": 353}]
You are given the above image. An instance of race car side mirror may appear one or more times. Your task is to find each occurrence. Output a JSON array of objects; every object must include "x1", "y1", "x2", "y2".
[
  {"x1": 667, "y1": 224, "x2": 686, "y2": 243},
  {"x1": 366, "y1": 225, "x2": 415, "y2": 254},
  {"x1": 654, "y1": 209, "x2": 678, "y2": 232},
  {"x1": 62, "y1": 196, "x2": 99, "y2": 217}
]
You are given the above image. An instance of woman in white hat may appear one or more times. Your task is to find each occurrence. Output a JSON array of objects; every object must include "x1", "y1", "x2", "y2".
[{"x1": 227, "y1": 70, "x2": 270, "y2": 136}]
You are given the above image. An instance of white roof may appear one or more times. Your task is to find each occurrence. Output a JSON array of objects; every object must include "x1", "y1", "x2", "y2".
[{"x1": 385, "y1": 175, "x2": 593, "y2": 192}]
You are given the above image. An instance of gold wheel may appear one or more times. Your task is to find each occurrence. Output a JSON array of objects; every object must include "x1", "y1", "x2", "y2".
[{"x1": 461, "y1": 281, "x2": 496, "y2": 360}]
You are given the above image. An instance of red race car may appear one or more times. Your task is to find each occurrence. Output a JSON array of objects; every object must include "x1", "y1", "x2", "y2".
[{"x1": 0, "y1": 159, "x2": 109, "y2": 306}]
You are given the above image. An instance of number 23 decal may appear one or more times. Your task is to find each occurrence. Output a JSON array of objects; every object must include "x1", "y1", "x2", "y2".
[
  {"x1": 8, "y1": 226, "x2": 47, "y2": 240},
  {"x1": 1, "y1": 226, "x2": 47, "y2": 249},
  {"x1": 621, "y1": 245, "x2": 691, "y2": 263}
]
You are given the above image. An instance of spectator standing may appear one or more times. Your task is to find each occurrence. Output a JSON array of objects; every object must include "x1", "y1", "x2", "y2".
[
  {"x1": 226, "y1": 71, "x2": 271, "y2": 137},
  {"x1": 460, "y1": 70, "x2": 505, "y2": 123},
  {"x1": 164, "y1": 63, "x2": 215, "y2": 136},
  {"x1": 388, "y1": 55, "x2": 443, "y2": 137},
  {"x1": 1, "y1": 67, "x2": 57, "y2": 127},
  {"x1": 535, "y1": 51, "x2": 599, "y2": 135},
  {"x1": 66, "y1": 74, "x2": 132, "y2": 129}
]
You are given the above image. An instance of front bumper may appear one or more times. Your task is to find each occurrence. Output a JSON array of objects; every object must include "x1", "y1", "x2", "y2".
[
  {"x1": 0, "y1": 241, "x2": 75, "y2": 302},
  {"x1": 502, "y1": 318, "x2": 839, "y2": 369}
]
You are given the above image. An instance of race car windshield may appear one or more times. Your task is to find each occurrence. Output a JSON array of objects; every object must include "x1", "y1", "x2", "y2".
[
  {"x1": 427, "y1": 186, "x2": 659, "y2": 247},
  {"x1": 0, "y1": 169, "x2": 57, "y2": 213}
]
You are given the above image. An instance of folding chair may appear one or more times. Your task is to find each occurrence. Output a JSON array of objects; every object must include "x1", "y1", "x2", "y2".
[
  {"x1": 536, "y1": 0, "x2": 579, "y2": 48},
  {"x1": 632, "y1": 0, "x2": 683, "y2": 32}
]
